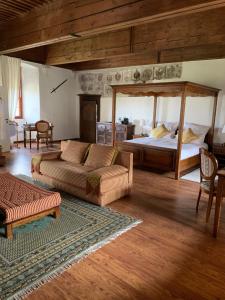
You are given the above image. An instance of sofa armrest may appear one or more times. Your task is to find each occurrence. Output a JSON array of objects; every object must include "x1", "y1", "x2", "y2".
[
  {"x1": 86, "y1": 165, "x2": 128, "y2": 194},
  {"x1": 115, "y1": 151, "x2": 133, "y2": 184},
  {"x1": 31, "y1": 151, "x2": 62, "y2": 173}
]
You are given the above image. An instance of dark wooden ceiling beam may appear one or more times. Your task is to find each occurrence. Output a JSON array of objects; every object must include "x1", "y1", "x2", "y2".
[
  {"x1": 65, "y1": 51, "x2": 158, "y2": 70},
  {"x1": 1, "y1": 0, "x2": 225, "y2": 54},
  {"x1": 42, "y1": 6, "x2": 225, "y2": 67},
  {"x1": 46, "y1": 29, "x2": 132, "y2": 65}
]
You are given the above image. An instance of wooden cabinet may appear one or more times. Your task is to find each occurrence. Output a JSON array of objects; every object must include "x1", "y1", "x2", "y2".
[
  {"x1": 79, "y1": 94, "x2": 101, "y2": 143},
  {"x1": 96, "y1": 122, "x2": 135, "y2": 145}
]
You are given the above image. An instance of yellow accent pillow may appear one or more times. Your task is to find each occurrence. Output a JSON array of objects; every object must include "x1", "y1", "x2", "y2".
[
  {"x1": 151, "y1": 124, "x2": 170, "y2": 138},
  {"x1": 182, "y1": 128, "x2": 199, "y2": 144}
]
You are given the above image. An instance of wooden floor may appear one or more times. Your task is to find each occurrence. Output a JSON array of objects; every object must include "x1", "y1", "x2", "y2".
[{"x1": 2, "y1": 144, "x2": 225, "y2": 300}]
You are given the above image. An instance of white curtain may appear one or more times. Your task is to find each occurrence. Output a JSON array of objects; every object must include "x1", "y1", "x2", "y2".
[{"x1": 1, "y1": 55, "x2": 21, "y2": 121}]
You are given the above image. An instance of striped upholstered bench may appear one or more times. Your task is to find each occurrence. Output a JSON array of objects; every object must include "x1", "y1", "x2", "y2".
[{"x1": 0, "y1": 173, "x2": 61, "y2": 239}]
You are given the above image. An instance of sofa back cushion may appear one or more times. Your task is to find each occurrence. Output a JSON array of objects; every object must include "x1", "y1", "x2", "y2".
[
  {"x1": 61, "y1": 140, "x2": 90, "y2": 164},
  {"x1": 84, "y1": 144, "x2": 117, "y2": 169},
  {"x1": 61, "y1": 140, "x2": 69, "y2": 152}
]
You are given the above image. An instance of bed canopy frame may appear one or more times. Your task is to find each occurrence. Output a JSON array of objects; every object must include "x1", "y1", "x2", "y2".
[{"x1": 111, "y1": 81, "x2": 220, "y2": 179}]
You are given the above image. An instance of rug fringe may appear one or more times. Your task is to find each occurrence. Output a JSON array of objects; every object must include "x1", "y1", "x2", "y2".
[{"x1": 7, "y1": 219, "x2": 142, "y2": 300}]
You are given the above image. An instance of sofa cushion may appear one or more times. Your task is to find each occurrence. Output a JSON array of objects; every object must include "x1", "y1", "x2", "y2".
[
  {"x1": 84, "y1": 144, "x2": 117, "y2": 169},
  {"x1": 61, "y1": 140, "x2": 69, "y2": 151},
  {"x1": 61, "y1": 140, "x2": 90, "y2": 164},
  {"x1": 40, "y1": 160, "x2": 94, "y2": 189},
  {"x1": 87, "y1": 165, "x2": 128, "y2": 194}
]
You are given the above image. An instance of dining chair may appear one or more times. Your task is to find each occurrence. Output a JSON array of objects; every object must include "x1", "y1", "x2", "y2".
[
  {"x1": 35, "y1": 120, "x2": 52, "y2": 150},
  {"x1": 196, "y1": 148, "x2": 218, "y2": 222}
]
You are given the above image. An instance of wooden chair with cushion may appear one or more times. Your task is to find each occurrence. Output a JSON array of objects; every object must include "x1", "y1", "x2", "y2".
[
  {"x1": 35, "y1": 120, "x2": 52, "y2": 150},
  {"x1": 196, "y1": 148, "x2": 218, "y2": 222}
]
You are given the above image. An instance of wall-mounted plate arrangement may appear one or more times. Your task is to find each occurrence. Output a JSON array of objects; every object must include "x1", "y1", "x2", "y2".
[{"x1": 78, "y1": 63, "x2": 182, "y2": 96}]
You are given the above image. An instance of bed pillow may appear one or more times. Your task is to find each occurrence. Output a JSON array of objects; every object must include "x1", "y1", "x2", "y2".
[
  {"x1": 157, "y1": 121, "x2": 178, "y2": 132},
  {"x1": 181, "y1": 128, "x2": 199, "y2": 144},
  {"x1": 61, "y1": 140, "x2": 90, "y2": 164},
  {"x1": 84, "y1": 144, "x2": 117, "y2": 169},
  {"x1": 150, "y1": 124, "x2": 170, "y2": 138},
  {"x1": 184, "y1": 122, "x2": 210, "y2": 144}
]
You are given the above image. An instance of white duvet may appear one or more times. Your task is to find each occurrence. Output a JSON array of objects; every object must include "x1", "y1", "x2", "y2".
[{"x1": 125, "y1": 136, "x2": 208, "y2": 160}]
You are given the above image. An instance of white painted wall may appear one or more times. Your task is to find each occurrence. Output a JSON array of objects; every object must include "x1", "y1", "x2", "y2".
[
  {"x1": 75, "y1": 58, "x2": 225, "y2": 141},
  {"x1": 18, "y1": 62, "x2": 77, "y2": 141},
  {"x1": 39, "y1": 65, "x2": 77, "y2": 141}
]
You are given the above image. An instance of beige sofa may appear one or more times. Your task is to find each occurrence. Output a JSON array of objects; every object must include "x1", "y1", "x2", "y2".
[{"x1": 31, "y1": 141, "x2": 133, "y2": 206}]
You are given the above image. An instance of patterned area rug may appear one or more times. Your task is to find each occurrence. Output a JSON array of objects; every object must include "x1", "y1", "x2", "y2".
[{"x1": 0, "y1": 175, "x2": 141, "y2": 300}]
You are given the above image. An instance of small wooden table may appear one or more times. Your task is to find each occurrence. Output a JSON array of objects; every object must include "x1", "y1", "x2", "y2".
[
  {"x1": 23, "y1": 123, "x2": 54, "y2": 149},
  {"x1": 0, "y1": 173, "x2": 61, "y2": 239},
  {"x1": 213, "y1": 170, "x2": 225, "y2": 237}
]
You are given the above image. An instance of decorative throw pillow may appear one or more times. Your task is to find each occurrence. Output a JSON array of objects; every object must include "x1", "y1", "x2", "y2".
[
  {"x1": 181, "y1": 128, "x2": 199, "y2": 144},
  {"x1": 61, "y1": 140, "x2": 90, "y2": 164},
  {"x1": 184, "y1": 122, "x2": 210, "y2": 144},
  {"x1": 84, "y1": 144, "x2": 117, "y2": 169},
  {"x1": 150, "y1": 124, "x2": 170, "y2": 138}
]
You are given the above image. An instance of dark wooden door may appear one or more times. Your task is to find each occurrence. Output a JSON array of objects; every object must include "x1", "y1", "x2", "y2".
[{"x1": 79, "y1": 94, "x2": 101, "y2": 143}]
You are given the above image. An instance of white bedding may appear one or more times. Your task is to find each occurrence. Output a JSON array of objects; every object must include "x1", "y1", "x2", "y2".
[{"x1": 125, "y1": 137, "x2": 208, "y2": 160}]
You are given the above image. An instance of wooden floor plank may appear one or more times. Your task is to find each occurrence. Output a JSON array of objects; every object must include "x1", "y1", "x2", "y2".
[{"x1": 1, "y1": 144, "x2": 225, "y2": 300}]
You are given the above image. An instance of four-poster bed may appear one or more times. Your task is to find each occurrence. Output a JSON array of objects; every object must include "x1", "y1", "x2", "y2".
[{"x1": 111, "y1": 81, "x2": 220, "y2": 179}]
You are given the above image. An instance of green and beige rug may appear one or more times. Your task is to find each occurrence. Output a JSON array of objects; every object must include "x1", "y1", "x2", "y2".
[{"x1": 0, "y1": 175, "x2": 141, "y2": 300}]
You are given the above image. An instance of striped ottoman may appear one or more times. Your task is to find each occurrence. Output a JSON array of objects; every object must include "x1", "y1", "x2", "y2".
[{"x1": 0, "y1": 173, "x2": 61, "y2": 239}]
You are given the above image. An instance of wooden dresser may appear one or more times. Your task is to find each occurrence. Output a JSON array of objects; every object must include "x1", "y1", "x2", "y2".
[{"x1": 96, "y1": 122, "x2": 135, "y2": 145}]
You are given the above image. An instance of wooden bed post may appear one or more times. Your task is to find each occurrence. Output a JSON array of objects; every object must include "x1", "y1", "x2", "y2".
[
  {"x1": 153, "y1": 95, "x2": 157, "y2": 128},
  {"x1": 175, "y1": 88, "x2": 187, "y2": 180},
  {"x1": 209, "y1": 92, "x2": 218, "y2": 150},
  {"x1": 112, "y1": 88, "x2": 117, "y2": 146}
]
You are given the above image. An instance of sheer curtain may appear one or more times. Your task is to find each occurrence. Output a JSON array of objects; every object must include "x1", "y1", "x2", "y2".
[{"x1": 1, "y1": 55, "x2": 21, "y2": 121}]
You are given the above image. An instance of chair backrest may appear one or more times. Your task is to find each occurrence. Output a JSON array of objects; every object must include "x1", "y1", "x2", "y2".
[
  {"x1": 200, "y1": 148, "x2": 218, "y2": 181},
  {"x1": 35, "y1": 120, "x2": 50, "y2": 133}
]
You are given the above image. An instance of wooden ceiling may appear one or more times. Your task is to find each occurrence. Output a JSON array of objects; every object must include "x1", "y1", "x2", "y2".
[
  {"x1": 0, "y1": 0, "x2": 52, "y2": 25},
  {"x1": 2, "y1": 0, "x2": 225, "y2": 70}
]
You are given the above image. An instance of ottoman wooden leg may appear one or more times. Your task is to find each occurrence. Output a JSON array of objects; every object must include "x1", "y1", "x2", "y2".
[
  {"x1": 5, "y1": 223, "x2": 13, "y2": 239},
  {"x1": 53, "y1": 206, "x2": 60, "y2": 218}
]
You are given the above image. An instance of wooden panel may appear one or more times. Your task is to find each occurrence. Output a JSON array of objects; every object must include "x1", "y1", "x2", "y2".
[
  {"x1": 0, "y1": 0, "x2": 52, "y2": 26},
  {"x1": 133, "y1": 7, "x2": 225, "y2": 53},
  {"x1": 1, "y1": 0, "x2": 225, "y2": 53},
  {"x1": 8, "y1": 46, "x2": 47, "y2": 64},
  {"x1": 66, "y1": 51, "x2": 158, "y2": 70},
  {"x1": 116, "y1": 142, "x2": 142, "y2": 166},
  {"x1": 179, "y1": 155, "x2": 200, "y2": 174},
  {"x1": 142, "y1": 147, "x2": 176, "y2": 171},
  {"x1": 46, "y1": 29, "x2": 131, "y2": 65},
  {"x1": 160, "y1": 44, "x2": 225, "y2": 63},
  {"x1": 46, "y1": 5, "x2": 225, "y2": 67}
]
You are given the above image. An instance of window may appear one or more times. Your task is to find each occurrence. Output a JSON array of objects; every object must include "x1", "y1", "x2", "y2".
[{"x1": 15, "y1": 78, "x2": 23, "y2": 119}]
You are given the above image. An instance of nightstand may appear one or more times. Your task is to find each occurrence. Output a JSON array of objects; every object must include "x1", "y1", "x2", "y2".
[{"x1": 213, "y1": 143, "x2": 225, "y2": 167}]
